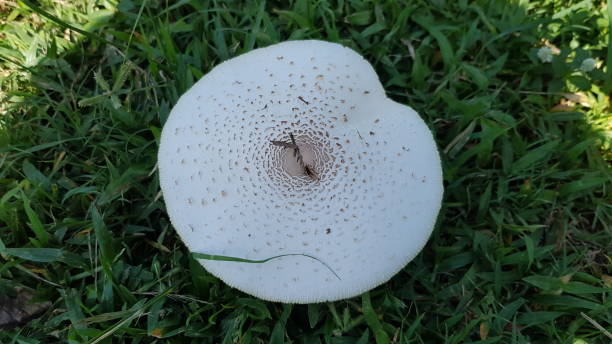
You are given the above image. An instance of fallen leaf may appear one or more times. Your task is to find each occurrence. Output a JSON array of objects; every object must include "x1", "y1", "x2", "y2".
[
  {"x1": 560, "y1": 274, "x2": 573, "y2": 284},
  {"x1": 562, "y1": 92, "x2": 591, "y2": 107},
  {"x1": 0, "y1": 288, "x2": 51, "y2": 329},
  {"x1": 73, "y1": 227, "x2": 92, "y2": 238},
  {"x1": 542, "y1": 39, "x2": 560, "y2": 54},
  {"x1": 480, "y1": 322, "x2": 489, "y2": 340},
  {"x1": 150, "y1": 327, "x2": 164, "y2": 338},
  {"x1": 549, "y1": 103, "x2": 575, "y2": 112}
]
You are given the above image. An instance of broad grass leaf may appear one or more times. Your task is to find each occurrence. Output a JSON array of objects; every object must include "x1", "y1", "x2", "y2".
[
  {"x1": 98, "y1": 166, "x2": 149, "y2": 205},
  {"x1": 147, "y1": 297, "x2": 166, "y2": 336},
  {"x1": 61, "y1": 251, "x2": 89, "y2": 269},
  {"x1": 345, "y1": 11, "x2": 371, "y2": 26},
  {"x1": 362, "y1": 292, "x2": 390, "y2": 344},
  {"x1": 462, "y1": 63, "x2": 489, "y2": 89},
  {"x1": 62, "y1": 186, "x2": 98, "y2": 204},
  {"x1": 404, "y1": 313, "x2": 424, "y2": 339},
  {"x1": 501, "y1": 245, "x2": 554, "y2": 265},
  {"x1": 438, "y1": 252, "x2": 474, "y2": 272},
  {"x1": 562, "y1": 282, "x2": 611, "y2": 295},
  {"x1": 188, "y1": 255, "x2": 212, "y2": 294},
  {"x1": 451, "y1": 118, "x2": 507, "y2": 170},
  {"x1": 61, "y1": 288, "x2": 87, "y2": 330},
  {"x1": 2, "y1": 248, "x2": 62, "y2": 262},
  {"x1": 477, "y1": 182, "x2": 492, "y2": 222},
  {"x1": 559, "y1": 176, "x2": 607, "y2": 196},
  {"x1": 512, "y1": 140, "x2": 560, "y2": 173},
  {"x1": 211, "y1": 16, "x2": 229, "y2": 61},
  {"x1": 517, "y1": 312, "x2": 564, "y2": 327},
  {"x1": 90, "y1": 207, "x2": 117, "y2": 270},
  {"x1": 494, "y1": 298, "x2": 525, "y2": 331},
  {"x1": 523, "y1": 235, "x2": 535, "y2": 269},
  {"x1": 275, "y1": 10, "x2": 312, "y2": 29},
  {"x1": 532, "y1": 295, "x2": 601, "y2": 310},
  {"x1": 567, "y1": 75, "x2": 591, "y2": 90},
  {"x1": 22, "y1": 160, "x2": 51, "y2": 190},
  {"x1": 412, "y1": 15, "x2": 455, "y2": 70},
  {"x1": 22, "y1": 197, "x2": 49, "y2": 246},
  {"x1": 31, "y1": 75, "x2": 63, "y2": 92},
  {"x1": 10, "y1": 138, "x2": 82, "y2": 159},
  {"x1": 566, "y1": 138, "x2": 598, "y2": 161},
  {"x1": 100, "y1": 278, "x2": 114, "y2": 313},
  {"x1": 362, "y1": 23, "x2": 386, "y2": 38},
  {"x1": 269, "y1": 304, "x2": 292, "y2": 344},
  {"x1": 1, "y1": 248, "x2": 87, "y2": 268},
  {"x1": 523, "y1": 275, "x2": 563, "y2": 291},
  {"x1": 356, "y1": 330, "x2": 370, "y2": 344},
  {"x1": 444, "y1": 120, "x2": 476, "y2": 158},
  {"x1": 307, "y1": 303, "x2": 320, "y2": 328}
]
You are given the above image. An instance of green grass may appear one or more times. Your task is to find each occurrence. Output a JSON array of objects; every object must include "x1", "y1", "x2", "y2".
[{"x1": 1, "y1": 0, "x2": 611, "y2": 343}]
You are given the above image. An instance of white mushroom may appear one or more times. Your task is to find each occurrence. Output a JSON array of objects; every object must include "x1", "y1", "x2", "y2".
[{"x1": 158, "y1": 40, "x2": 443, "y2": 303}]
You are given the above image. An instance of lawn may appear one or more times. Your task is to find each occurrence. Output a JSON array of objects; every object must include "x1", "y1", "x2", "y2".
[{"x1": 0, "y1": 0, "x2": 611, "y2": 343}]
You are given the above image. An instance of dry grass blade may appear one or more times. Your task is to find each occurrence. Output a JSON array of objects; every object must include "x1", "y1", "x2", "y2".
[
  {"x1": 270, "y1": 140, "x2": 298, "y2": 149},
  {"x1": 580, "y1": 312, "x2": 612, "y2": 340}
]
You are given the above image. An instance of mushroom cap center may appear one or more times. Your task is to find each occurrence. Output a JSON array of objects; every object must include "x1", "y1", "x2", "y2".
[{"x1": 266, "y1": 131, "x2": 333, "y2": 191}]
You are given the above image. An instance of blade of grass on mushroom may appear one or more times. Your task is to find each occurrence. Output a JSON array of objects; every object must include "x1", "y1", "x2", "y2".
[{"x1": 191, "y1": 252, "x2": 341, "y2": 281}]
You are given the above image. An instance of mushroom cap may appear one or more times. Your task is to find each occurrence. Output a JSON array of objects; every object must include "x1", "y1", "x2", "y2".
[{"x1": 158, "y1": 40, "x2": 443, "y2": 303}]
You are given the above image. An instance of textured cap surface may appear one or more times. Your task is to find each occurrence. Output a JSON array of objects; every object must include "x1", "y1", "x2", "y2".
[{"x1": 158, "y1": 40, "x2": 443, "y2": 303}]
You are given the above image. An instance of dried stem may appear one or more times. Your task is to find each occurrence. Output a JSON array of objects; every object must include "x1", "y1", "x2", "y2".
[
  {"x1": 270, "y1": 140, "x2": 298, "y2": 149},
  {"x1": 271, "y1": 133, "x2": 318, "y2": 181}
]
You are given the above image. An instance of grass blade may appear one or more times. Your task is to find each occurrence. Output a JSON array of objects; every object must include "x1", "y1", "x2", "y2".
[
  {"x1": 22, "y1": 197, "x2": 49, "y2": 246},
  {"x1": 1, "y1": 248, "x2": 62, "y2": 262},
  {"x1": 192, "y1": 252, "x2": 341, "y2": 281},
  {"x1": 362, "y1": 292, "x2": 390, "y2": 344}
]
